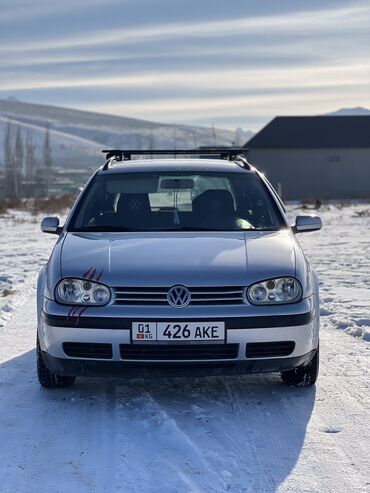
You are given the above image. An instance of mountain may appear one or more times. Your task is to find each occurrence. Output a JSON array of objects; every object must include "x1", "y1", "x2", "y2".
[
  {"x1": 0, "y1": 99, "x2": 252, "y2": 168},
  {"x1": 327, "y1": 106, "x2": 370, "y2": 116},
  {"x1": 234, "y1": 127, "x2": 254, "y2": 145}
]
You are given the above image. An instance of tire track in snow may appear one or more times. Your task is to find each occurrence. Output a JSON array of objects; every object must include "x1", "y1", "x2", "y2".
[
  {"x1": 85, "y1": 381, "x2": 120, "y2": 493},
  {"x1": 222, "y1": 375, "x2": 313, "y2": 493},
  {"x1": 117, "y1": 388, "x2": 228, "y2": 492}
]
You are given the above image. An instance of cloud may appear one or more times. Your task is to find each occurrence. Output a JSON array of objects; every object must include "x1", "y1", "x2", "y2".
[
  {"x1": 0, "y1": 0, "x2": 369, "y2": 129},
  {"x1": 1, "y1": 3, "x2": 369, "y2": 53},
  {"x1": 82, "y1": 85, "x2": 370, "y2": 128},
  {"x1": 0, "y1": 61, "x2": 369, "y2": 93},
  {"x1": 0, "y1": 0, "x2": 124, "y2": 23}
]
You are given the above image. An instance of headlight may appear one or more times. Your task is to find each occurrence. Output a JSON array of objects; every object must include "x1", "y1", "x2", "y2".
[
  {"x1": 55, "y1": 278, "x2": 111, "y2": 306},
  {"x1": 246, "y1": 277, "x2": 302, "y2": 305}
]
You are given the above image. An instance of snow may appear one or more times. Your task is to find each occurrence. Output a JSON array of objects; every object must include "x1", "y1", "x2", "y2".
[
  {"x1": 290, "y1": 202, "x2": 370, "y2": 342},
  {"x1": 0, "y1": 203, "x2": 369, "y2": 492},
  {"x1": 0, "y1": 210, "x2": 56, "y2": 327},
  {"x1": 0, "y1": 115, "x2": 100, "y2": 160}
]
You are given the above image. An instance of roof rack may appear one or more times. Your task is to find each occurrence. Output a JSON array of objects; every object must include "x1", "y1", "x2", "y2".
[{"x1": 101, "y1": 148, "x2": 250, "y2": 169}]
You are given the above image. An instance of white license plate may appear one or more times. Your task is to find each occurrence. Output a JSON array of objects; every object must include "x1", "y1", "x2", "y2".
[{"x1": 132, "y1": 322, "x2": 225, "y2": 343}]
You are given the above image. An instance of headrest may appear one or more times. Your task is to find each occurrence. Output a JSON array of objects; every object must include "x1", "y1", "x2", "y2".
[
  {"x1": 117, "y1": 193, "x2": 151, "y2": 215},
  {"x1": 193, "y1": 189, "x2": 235, "y2": 215}
]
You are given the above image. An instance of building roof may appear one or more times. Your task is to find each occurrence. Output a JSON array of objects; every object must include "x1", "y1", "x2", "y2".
[{"x1": 246, "y1": 116, "x2": 370, "y2": 149}]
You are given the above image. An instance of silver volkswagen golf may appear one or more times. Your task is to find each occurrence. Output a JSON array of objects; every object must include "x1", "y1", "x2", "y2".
[{"x1": 37, "y1": 149, "x2": 322, "y2": 388}]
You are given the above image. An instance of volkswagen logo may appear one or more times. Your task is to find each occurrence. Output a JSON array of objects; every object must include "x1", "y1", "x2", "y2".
[
  {"x1": 211, "y1": 199, "x2": 223, "y2": 211},
  {"x1": 167, "y1": 285, "x2": 191, "y2": 308},
  {"x1": 129, "y1": 199, "x2": 142, "y2": 211}
]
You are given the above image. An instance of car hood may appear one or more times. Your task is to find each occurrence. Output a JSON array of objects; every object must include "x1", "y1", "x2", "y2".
[{"x1": 60, "y1": 231, "x2": 297, "y2": 287}]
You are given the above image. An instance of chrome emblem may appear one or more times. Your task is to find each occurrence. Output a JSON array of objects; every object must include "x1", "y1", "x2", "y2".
[{"x1": 167, "y1": 285, "x2": 191, "y2": 308}]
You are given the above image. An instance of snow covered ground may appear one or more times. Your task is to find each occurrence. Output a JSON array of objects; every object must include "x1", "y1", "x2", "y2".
[
  {"x1": 292, "y1": 202, "x2": 370, "y2": 342},
  {"x1": 0, "y1": 203, "x2": 369, "y2": 492}
]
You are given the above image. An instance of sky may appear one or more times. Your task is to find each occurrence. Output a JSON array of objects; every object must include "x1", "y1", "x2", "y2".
[{"x1": 0, "y1": 0, "x2": 369, "y2": 131}]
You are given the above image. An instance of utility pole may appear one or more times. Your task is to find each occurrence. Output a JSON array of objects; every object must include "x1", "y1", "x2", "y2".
[
  {"x1": 211, "y1": 123, "x2": 217, "y2": 146},
  {"x1": 14, "y1": 125, "x2": 23, "y2": 198},
  {"x1": 147, "y1": 132, "x2": 155, "y2": 158},
  {"x1": 43, "y1": 123, "x2": 53, "y2": 195},
  {"x1": 3, "y1": 120, "x2": 15, "y2": 197},
  {"x1": 25, "y1": 131, "x2": 36, "y2": 179}
]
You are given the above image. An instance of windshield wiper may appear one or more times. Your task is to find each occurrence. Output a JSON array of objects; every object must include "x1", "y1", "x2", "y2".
[
  {"x1": 158, "y1": 226, "x2": 257, "y2": 231},
  {"x1": 72, "y1": 225, "x2": 275, "y2": 233},
  {"x1": 73, "y1": 225, "x2": 142, "y2": 232},
  {"x1": 75, "y1": 226, "x2": 241, "y2": 232}
]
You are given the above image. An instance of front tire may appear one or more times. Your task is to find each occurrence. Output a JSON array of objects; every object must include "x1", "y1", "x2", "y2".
[
  {"x1": 37, "y1": 337, "x2": 76, "y2": 388},
  {"x1": 281, "y1": 346, "x2": 319, "y2": 387}
]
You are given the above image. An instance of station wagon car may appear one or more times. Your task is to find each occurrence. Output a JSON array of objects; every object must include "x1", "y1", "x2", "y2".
[{"x1": 37, "y1": 149, "x2": 322, "y2": 388}]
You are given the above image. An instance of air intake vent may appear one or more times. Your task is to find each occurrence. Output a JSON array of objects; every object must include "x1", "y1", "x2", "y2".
[
  {"x1": 245, "y1": 341, "x2": 295, "y2": 359},
  {"x1": 63, "y1": 342, "x2": 113, "y2": 359},
  {"x1": 120, "y1": 343, "x2": 239, "y2": 361},
  {"x1": 113, "y1": 286, "x2": 244, "y2": 306}
]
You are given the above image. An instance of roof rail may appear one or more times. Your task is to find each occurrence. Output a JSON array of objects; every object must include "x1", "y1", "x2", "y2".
[
  {"x1": 102, "y1": 148, "x2": 250, "y2": 169},
  {"x1": 233, "y1": 154, "x2": 251, "y2": 169}
]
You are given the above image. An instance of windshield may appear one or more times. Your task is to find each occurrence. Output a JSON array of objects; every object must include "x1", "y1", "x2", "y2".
[{"x1": 68, "y1": 171, "x2": 285, "y2": 232}]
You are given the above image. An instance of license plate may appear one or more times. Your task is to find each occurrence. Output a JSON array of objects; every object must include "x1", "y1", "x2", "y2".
[{"x1": 132, "y1": 322, "x2": 225, "y2": 343}]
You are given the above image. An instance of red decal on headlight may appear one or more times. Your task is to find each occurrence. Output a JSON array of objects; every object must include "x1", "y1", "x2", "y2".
[
  {"x1": 83, "y1": 266, "x2": 93, "y2": 278},
  {"x1": 75, "y1": 307, "x2": 88, "y2": 326},
  {"x1": 67, "y1": 305, "x2": 79, "y2": 320},
  {"x1": 65, "y1": 266, "x2": 104, "y2": 325}
]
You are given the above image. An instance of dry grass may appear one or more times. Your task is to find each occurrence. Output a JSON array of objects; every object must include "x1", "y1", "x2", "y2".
[
  {"x1": 299, "y1": 198, "x2": 370, "y2": 210},
  {"x1": 0, "y1": 195, "x2": 76, "y2": 216},
  {"x1": 353, "y1": 209, "x2": 370, "y2": 218},
  {"x1": 0, "y1": 288, "x2": 16, "y2": 297},
  {"x1": 0, "y1": 197, "x2": 23, "y2": 215},
  {"x1": 27, "y1": 195, "x2": 76, "y2": 216}
]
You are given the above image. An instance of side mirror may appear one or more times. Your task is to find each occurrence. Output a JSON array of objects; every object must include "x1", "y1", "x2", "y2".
[
  {"x1": 41, "y1": 216, "x2": 62, "y2": 235},
  {"x1": 293, "y1": 215, "x2": 322, "y2": 234}
]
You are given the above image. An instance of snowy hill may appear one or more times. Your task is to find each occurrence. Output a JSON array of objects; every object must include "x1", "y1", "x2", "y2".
[
  {"x1": 327, "y1": 106, "x2": 370, "y2": 116},
  {"x1": 0, "y1": 115, "x2": 100, "y2": 160},
  {"x1": 0, "y1": 99, "x2": 252, "y2": 166}
]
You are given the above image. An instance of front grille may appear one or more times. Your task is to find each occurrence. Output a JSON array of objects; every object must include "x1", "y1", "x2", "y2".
[
  {"x1": 120, "y1": 343, "x2": 239, "y2": 360},
  {"x1": 63, "y1": 342, "x2": 113, "y2": 359},
  {"x1": 245, "y1": 341, "x2": 295, "y2": 359},
  {"x1": 113, "y1": 286, "x2": 244, "y2": 306}
]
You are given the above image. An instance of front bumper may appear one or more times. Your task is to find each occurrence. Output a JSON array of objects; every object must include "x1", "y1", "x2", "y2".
[
  {"x1": 38, "y1": 296, "x2": 319, "y2": 377},
  {"x1": 41, "y1": 349, "x2": 317, "y2": 378}
]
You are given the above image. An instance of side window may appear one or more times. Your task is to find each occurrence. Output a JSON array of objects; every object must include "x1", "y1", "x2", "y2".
[
  {"x1": 150, "y1": 176, "x2": 194, "y2": 211},
  {"x1": 191, "y1": 176, "x2": 233, "y2": 200},
  {"x1": 149, "y1": 191, "x2": 193, "y2": 211},
  {"x1": 230, "y1": 174, "x2": 283, "y2": 229},
  {"x1": 148, "y1": 175, "x2": 233, "y2": 212},
  {"x1": 74, "y1": 184, "x2": 115, "y2": 227}
]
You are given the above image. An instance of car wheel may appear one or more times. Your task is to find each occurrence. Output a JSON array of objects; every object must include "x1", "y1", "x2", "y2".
[
  {"x1": 281, "y1": 345, "x2": 319, "y2": 387},
  {"x1": 37, "y1": 337, "x2": 76, "y2": 388}
]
